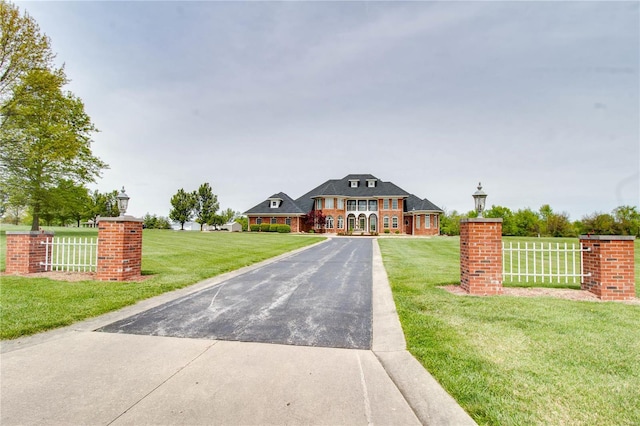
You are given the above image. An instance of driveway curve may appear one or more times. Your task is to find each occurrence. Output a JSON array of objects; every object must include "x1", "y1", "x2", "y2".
[{"x1": 99, "y1": 238, "x2": 372, "y2": 349}]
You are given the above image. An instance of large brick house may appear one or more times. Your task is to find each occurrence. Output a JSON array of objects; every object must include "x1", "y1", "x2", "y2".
[{"x1": 245, "y1": 174, "x2": 443, "y2": 235}]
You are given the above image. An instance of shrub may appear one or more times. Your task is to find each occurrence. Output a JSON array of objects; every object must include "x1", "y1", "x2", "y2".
[
  {"x1": 384, "y1": 229, "x2": 390, "y2": 234},
  {"x1": 395, "y1": 230, "x2": 400, "y2": 234},
  {"x1": 277, "y1": 224, "x2": 291, "y2": 233},
  {"x1": 308, "y1": 229, "x2": 315, "y2": 234},
  {"x1": 260, "y1": 223, "x2": 271, "y2": 232},
  {"x1": 250, "y1": 224, "x2": 260, "y2": 232},
  {"x1": 269, "y1": 224, "x2": 280, "y2": 232}
]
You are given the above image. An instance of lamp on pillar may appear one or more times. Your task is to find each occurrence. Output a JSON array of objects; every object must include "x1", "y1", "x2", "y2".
[
  {"x1": 472, "y1": 182, "x2": 487, "y2": 218},
  {"x1": 116, "y1": 186, "x2": 130, "y2": 217}
]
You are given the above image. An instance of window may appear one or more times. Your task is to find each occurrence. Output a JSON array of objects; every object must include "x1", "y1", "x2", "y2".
[
  {"x1": 316, "y1": 198, "x2": 322, "y2": 210},
  {"x1": 368, "y1": 200, "x2": 377, "y2": 211},
  {"x1": 383, "y1": 199, "x2": 389, "y2": 209},
  {"x1": 392, "y1": 199, "x2": 398, "y2": 209},
  {"x1": 367, "y1": 179, "x2": 377, "y2": 188},
  {"x1": 271, "y1": 217, "x2": 277, "y2": 224},
  {"x1": 286, "y1": 217, "x2": 291, "y2": 226},
  {"x1": 337, "y1": 216, "x2": 344, "y2": 229},
  {"x1": 425, "y1": 214, "x2": 431, "y2": 228},
  {"x1": 256, "y1": 217, "x2": 262, "y2": 225},
  {"x1": 383, "y1": 216, "x2": 389, "y2": 228},
  {"x1": 392, "y1": 216, "x2": 398, "y2": 229},
  {"x1": 347, "y1": 200, "x2": 356, "y2": 211},
  {"x1": 326, "y1": 215, "x2": 334, "y2": 229},
  {"x1": 370, "y1": 214, "x2": 377, "y2": 232},
  {"x1": 337, "y1": 198, "x2": 344, "y2": 209},
  {"x1": 416, "y1": 215, "x2": 421, "y2": 228},
  {"x1": 325, "y1": 198, "x2": 334, "y2": 209},
  {"x1": 350, "y1": 180, "x2": 359, "y2": 188},
  {"x1": 358, "y1": 200, "x2": 367, "y2": 211},
  {"x1": 270, "y1": 199, "x2": 279, "y2": 208}
]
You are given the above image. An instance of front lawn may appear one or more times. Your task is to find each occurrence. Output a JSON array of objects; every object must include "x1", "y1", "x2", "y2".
[
  {"x1": 0, "y1": 226, "x2": 323, "y2": 339},
  {"x1": 379, "y1": 237, "x2": 640, "y2": 426}
]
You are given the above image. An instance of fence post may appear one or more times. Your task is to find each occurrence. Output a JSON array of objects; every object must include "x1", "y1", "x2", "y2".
[
  {"x1": 96, "y1": 216, "x2": 144, "y2": 281},
  {"x1": 460, "y1": 218, "x2": 503, "y2": 295},
  {"x1": 579, "y1": 235, "x2": 636, "y2": 301},
  {"x1": 5, "y1": 231, "x2": 54, "y2": 274}
]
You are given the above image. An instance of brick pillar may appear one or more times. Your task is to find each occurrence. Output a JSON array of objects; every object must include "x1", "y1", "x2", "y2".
[
  {"x1": 580, "y1": 235, "x2": 636, "y2": 301},
  {"x1": 460, "y1": 218, "x2": 503, "y2": 295},
  {"x1": 97, "y1": 217, "x2": 143, "y2": 281},
  {"x1": 5, "y1": 231, "x2": 54, "y2": 274}
]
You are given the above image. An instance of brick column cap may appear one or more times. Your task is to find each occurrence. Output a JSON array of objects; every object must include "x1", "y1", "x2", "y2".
[
  {"x1": 460, "y1": 218, "x2": 503, "y2": 224},
  {"x1": 97, "y1": 215, "x2": 143, "y2": 223},
  {"x1": 6, "y1": 230, "x2": 54, "y2": 236},
  {"x1": 579, "y1": 235, "x2": 635, "y2": 241}
]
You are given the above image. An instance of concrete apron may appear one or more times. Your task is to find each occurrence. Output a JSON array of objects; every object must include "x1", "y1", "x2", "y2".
[{"x1": 1, "y1": 239, "x2": 476, "y2": 426}]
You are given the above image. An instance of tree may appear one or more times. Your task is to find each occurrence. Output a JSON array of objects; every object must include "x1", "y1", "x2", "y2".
[
  {"x1": 513, "y1": 208, "x2": 540, "y2": 237},
  {"x1": 219, "y1": 207, "x2": 236, "y2": 224},
  {"x1": 0, "y1": 67, "x2": 106, "y2": 230},
  {"x1": 304, "y1": 209, "x2": 326, "y2": 232},
  {"x1": 1, "y1": 1, "x2": 54, "y2": 105},
  {"x1": 85, "y1": 189, "x2": 119, "y2": 226},
  {"x1": 440, "y1": 209, "x2": 464, "y2": 236},
  {"x1": 484, "y1": 205, "x2": 516, "y2": 236},
  {"x1": 580, "y1": 212, "x2": 617, "y2": 235},
  {"x1": 193, "y1": 182, "x2": 218, "y2": 231},
  {"x1": 235, "y1": 215, "x2": 248, "y2": 231},
  {"x1": 612, "y1": 205, "x2": 640, "y2": 236},
  {"x1": 169, "y1": 188, "x2": 196, "y2": 230}
]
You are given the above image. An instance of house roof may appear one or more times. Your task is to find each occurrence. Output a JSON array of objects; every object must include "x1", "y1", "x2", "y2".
[
  {"x1": 244, "y1": 191, "x2": 306, "y2": 215},
  {"x1": 404, "y1": 194, "x2": 443, "y2": 213},
  {"x1": 244, "y1": 175, "x2": 442, "y2": 215}
]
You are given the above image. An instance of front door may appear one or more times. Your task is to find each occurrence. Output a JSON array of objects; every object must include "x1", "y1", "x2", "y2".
[{"x1": 405, "y1": 219, "x2": 412, "y2": 235}]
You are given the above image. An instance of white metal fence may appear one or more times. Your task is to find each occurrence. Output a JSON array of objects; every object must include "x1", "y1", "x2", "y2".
[
  {"x1": 502, "y1": 241, "x2": 591, "y2": 284},
  {"x1": 41, "y1": 237, "x2": 98, "y2": 272}
]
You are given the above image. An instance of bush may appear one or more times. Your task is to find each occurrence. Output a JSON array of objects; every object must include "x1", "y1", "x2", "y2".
[
  {"x1": 269, "y1": 224, "x2": 280, "y2": 232},
  {"x1": 384, "y1": 229, "x2": 390, "y2": 234},
  {"x1": 395, "y1": 230, "x2": 400, "y2": 234},
  {"x1": 260, "y1": 223, "x2": 271, "y2": 232},
  {"x1": 250, "y1": 224, "x2": 260, "y2": 232},
  {"x1": 277, "y1": 225, "x2": 291, "y2": 233},
  {"x1": 308, "y1": 229, "x2": 315, "y2": 234}
]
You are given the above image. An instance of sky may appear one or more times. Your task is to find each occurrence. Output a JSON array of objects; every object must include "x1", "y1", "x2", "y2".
[{"x1": 17, "y1": 1, "x2": 639, "y2": 220}]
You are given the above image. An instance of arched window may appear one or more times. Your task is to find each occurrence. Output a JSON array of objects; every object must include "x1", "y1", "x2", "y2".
[
  {"x1": 383, "y1": 215, "x2": 389, "y2": 229},
  {"x1": 392, "y1": 216, "x2": 398, "y2": 229},
  {"x1": 326, "y1": 215, "x2": 334, "y2": 229},
  {"x1": 337, "y1": 215, "x2": 344, "y2": 229}
]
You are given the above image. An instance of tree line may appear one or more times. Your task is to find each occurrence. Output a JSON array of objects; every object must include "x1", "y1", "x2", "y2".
[
  {"x1": 440, "y1": 204, "x2": 640, "y2": 237},
  {"x1": 169, "y1": 182, "x2": 240, "y2": 231}
]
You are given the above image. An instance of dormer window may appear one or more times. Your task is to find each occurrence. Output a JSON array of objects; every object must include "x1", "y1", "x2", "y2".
[
  {"x1": 366, "y1": 179, "x2": 377, "y2": 188},
  {"x1": 269, "y1": 198, "x2": 282, "y2": 208},
  {"x1": 349, "y1": 180, "x2": 359, "y2": 188}
]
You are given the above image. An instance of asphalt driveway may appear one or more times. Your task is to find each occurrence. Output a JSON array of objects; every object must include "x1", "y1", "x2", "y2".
[{"x1": 99, "y1": 238, "x2": 372, "y2": 349}]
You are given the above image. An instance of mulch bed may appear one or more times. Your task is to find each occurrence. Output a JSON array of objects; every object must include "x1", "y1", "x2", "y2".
[
  {"x1": 1, "y1": 271, "x2": 151, "y2": 282},
  {"x1": 440, "y1": 285, "x2": 640, "y2": 305}
]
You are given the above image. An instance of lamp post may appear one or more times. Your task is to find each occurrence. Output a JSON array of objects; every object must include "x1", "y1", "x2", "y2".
[
  {"x1": 472, "y1": 182, "x2": 487, "y2": 218},
  {"x1": 116, "y1": 186, "x2": 130, "y2": 217}
]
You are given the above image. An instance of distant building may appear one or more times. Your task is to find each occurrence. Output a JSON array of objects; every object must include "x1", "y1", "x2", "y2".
[{"x1": 245, "y1": 174, "x2": 442, "y2": 235}]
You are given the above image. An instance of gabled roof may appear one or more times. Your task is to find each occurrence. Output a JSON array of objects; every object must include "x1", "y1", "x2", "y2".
[
  {"x1": 244, "y1": 191, "x2": 306, "y2": 215},
  {"x1": 244, "y1": 174, "x2": 442, "y2": 216},
  {"x1": 404, "y1": 194, "x2": 443, "y2": 213}
]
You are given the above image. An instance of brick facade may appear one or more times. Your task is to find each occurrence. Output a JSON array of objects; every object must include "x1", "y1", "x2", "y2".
[
  {"x1": 249, "y1": 216, "x2": 303, "y2": 232},
  {"x1": 580, "y1": 235, "x2": 636, "y2": 301},
  {"x1": 97, "y1": 217, "x2": 143, "y2": 281},
  {"x1": 5, "y1": 231, "x2": 53, "y2": 274},
  {"x1": 460, "y1": 218, "x2": 503, "y2": 295}
]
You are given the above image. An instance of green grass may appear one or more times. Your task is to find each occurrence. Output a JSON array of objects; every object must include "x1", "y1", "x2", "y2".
[
  {"x1": 379, "y1": 237, "x2": 640, "y2": 425},
  {"x1": 0, "y1": 225, "x2": 323, "y2": 339}
]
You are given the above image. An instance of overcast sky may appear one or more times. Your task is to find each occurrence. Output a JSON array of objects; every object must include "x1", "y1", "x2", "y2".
[{"x1": 17, "y1": 1, "x2": 639, "y2": 220}]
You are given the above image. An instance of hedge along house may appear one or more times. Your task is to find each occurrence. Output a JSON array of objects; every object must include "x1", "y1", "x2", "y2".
[{"x1": 245, "y1": 174, "x2": 443, "y2": 235}]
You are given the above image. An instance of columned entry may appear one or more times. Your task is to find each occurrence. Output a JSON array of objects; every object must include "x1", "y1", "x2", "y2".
[{"x1": 346, "y1": 213, "x2": 378, "y2": 234}]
